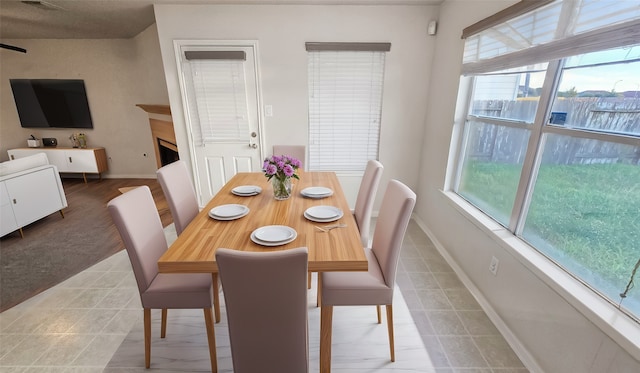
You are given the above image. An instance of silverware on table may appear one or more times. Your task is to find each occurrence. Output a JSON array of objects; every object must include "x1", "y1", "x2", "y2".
[{"x1": 315, "y1": 223, "x2": 347, "y2": 232}]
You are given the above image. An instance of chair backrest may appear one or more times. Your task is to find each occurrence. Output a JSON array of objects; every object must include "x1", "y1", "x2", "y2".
[
  {"x1": 156, "y1": 160, "x2": 199, "y2": 235},
  {"x1": 216, "y1": 247, "x2": 309, "y2": 373},
  {"x1": 273, "y1": 145, "x2": 305, "y2": 170},
  {"x1": 107, "y1": 186, "x2": 168, "y2": 296},
  {"x1": 371, "y1": 180, "x2": 416, "y2": 291},
  {"x1": 354, "y1": 160, "x2": 384, "y2": 247}
]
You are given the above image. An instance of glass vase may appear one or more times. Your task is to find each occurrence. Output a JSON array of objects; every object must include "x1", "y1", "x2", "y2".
[{"x1": 271, "y1": 177, "x2": 292, "y2": 200}]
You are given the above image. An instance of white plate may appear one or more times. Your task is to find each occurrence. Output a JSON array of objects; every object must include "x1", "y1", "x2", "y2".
[
  {"x1": 304, "y1": 210, "x2": 343, "y2": 223},
  {"x1": 251, "y1": 225, "x2": 297, "y2": 246},
  {"x1": 232, "y1": 185, "x2": 262, "y2": 196},
  {"x1": 304, "y1": 206, "x2": 344, "y2": 223},
  {"x1": 301, "y1": 186, "x2": 333, "y2": 199},
  {"x1": 209, "y1": 204, "x2": 249, "y2": 220}
]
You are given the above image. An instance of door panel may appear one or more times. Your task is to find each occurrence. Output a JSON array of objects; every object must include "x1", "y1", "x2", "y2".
[
  {"x1": 233, "y1": 156, "x2": 254, "y2": 173},
  {"x1": 203, "y1": 156, "x2": 226, "y2": 200},
  {"x1": 177, "y1": 42, "x2": 263, "y2": 206}
]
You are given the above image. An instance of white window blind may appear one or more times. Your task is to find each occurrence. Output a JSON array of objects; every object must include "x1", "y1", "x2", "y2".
[
  {"x1": 307, "y1": 50, "x2": 386, "y2": 172},
  {"x1": 462, "y1": 0, "x2": 640, "y2": 75},
  {"x1": 184, "y1": 58, "x2": 250, "y2": 145}
]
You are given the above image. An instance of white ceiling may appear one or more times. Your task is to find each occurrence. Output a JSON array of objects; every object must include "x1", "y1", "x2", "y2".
[{"x1": 0, "y1": 0, "x2": 443, "y2": 39}]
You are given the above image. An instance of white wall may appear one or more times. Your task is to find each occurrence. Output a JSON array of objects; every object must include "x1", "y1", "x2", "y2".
[
  {"x1": 0, "y1": 25, "x2": 169, "y2": 178},
  {"x1": 417, "y1": 1, "x2": 640, "y2": 371},
  {"x1": 153, "y1": 4, "x2": 437, "y2": 206}
]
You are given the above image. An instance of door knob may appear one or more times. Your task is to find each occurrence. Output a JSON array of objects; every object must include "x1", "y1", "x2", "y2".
[
  {"x1": 250, "y1": 143, "x2": 257, "y2": 149},
  {"x1": 251, "y1": 132, "x2": 257, "y2": 138}
]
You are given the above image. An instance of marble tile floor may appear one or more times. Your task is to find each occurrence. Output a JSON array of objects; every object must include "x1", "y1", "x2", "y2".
[{"x1": 0, "y1": 220, "x2": 528, "y2": 372}]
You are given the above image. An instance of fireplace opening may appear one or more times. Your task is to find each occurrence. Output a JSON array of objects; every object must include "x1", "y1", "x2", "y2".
[{"x1": 158, "y1": 139, "x2": 179, "y2": 166}]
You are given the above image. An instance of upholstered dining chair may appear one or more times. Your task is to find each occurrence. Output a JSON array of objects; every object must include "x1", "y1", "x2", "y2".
[
  {"x1": 156, "y1": 160, "x2": 199, "y2": 236},
  {"x1": 354, "y1": 159, "x2": 384, "y2": 247},
  {"x1": 319, "y1": 179, "x2": 416, "y2": 370},
  {"x1": 313, "y1": 159, "x2": 383, "y2": 296},
  {"x1": 107, "y1": 186, "x2": 218, "y2": 372},
  {"x1": 157, "y1": 160, "x2": 223, "y2": 322},
  {"x1": 216, "y1": 247, "x2": 309, "y2": 373},
  {"x1": 272, "y1": 145, "x2": 305, "y2": 170}
]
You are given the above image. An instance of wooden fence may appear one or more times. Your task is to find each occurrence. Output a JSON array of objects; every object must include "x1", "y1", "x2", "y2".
[{"x1": 468, "y1": 98, "x2": 640, "y2": 165}]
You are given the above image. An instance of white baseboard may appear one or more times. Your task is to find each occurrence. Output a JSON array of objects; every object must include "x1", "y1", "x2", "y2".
[
  {"x1": 411, "y1": 215, "x2": 544, "y2": 373},
  {"x1": 99, "y1": 173, "x2": 157, "y2": 179}
]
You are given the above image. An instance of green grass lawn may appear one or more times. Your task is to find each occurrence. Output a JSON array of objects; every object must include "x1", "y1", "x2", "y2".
[{"x1": 459, "y1": 161, "x2": 640, "y2": 308}]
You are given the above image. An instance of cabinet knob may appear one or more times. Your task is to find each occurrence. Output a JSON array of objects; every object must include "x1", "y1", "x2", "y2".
[
  {"x1": 69, "y1": 157, "x2": 73, "y2": 163},
  {"x1": 13, "y1": 199, "x2": 17, "y2": 204}
]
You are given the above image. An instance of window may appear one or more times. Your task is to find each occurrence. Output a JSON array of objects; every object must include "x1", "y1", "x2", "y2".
[
  {"x1": 306, "y1": 42, "x2": 390, "y2": 172},
  {"x1": 454, "y1": 0, "x2": 640, "y2": 322}
]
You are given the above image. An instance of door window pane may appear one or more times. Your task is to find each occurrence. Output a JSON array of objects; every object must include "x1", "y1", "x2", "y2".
[
  {"x1": 457, "y1": 121, "x2": 530, "y2": 227},
  {"x1": 522, "y1": 135, "x2": 640, "y2": 316}
]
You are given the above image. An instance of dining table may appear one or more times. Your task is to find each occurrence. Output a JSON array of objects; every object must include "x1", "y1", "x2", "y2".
[{"x1": 157, "y1": 170, "x2": 368, "y2": 372}]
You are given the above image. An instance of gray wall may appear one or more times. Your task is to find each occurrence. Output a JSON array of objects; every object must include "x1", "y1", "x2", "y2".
[
  {"x1": 1, "y1": 2, "x2": 638, "y2": 370},
  {"x1": 417, "y1": 1, "x2": 640, "y2": 371},
  {"x1": 153, "y1": 3, "x2": 437, "y2": 206},
  {"x1": 0, "y1": 25, "x2": 168, "y2": 177}
]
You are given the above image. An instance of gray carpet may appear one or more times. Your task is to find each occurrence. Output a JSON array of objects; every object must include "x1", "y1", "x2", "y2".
[{"x1": 0, "y1": 178, "x2": 163, "y2": 312}]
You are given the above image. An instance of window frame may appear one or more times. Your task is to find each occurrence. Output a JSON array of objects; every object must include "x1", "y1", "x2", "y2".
[{"x1": 449, "y1": 0, "x2": 640, "y2": 359}]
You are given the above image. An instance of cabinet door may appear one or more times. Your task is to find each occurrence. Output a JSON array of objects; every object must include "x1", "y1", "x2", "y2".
[
  {"x1": 0, "y1": 182, "x2": 19, "y2": 236},
  {"x1": 44, "y1": 150, "x2": 69, "y2": 172},
  {"x1": 65, "y1": 150, "x2": 98, "y2": 172},
  {"x1": 7, "y1": 149, "x2": 66, "y2": 171},
  {"x1": 8, "y1": 148, "x2": 39, "y2": 160},
  {"x1": 4, "y1": 168, "x2": 64, "y2": 227}
]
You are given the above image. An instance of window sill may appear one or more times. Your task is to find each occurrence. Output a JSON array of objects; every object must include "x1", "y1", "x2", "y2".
[{"x1": 440, "y1": 190, "x2": 640, "y2": 361}]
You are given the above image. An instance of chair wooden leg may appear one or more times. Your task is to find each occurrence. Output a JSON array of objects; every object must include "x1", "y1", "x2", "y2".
[
  {"x1": 376, "y1": 305, "x2": 381, "y2": 324},
  {"x1": 308, "y1": 272, "x2": 312, "y2": 289},
  {"x1": 386, "y1": 304, "x2": 395, "y2": 362},
  {"x1": 203, "y1": 307, "x2": 218, "y2": 373},
  {"x1": 161, "y1": 309, "x2": 168, "y2": 338},
  {"x1": 212, "y1": 273, "x2": 221, "y2": 323},
  {"x1": 144, "y1": 308, "x2": 151, "y2": 368},
  {"x1": 320, "y1": 305, "x2": 333, "y2": 373}
]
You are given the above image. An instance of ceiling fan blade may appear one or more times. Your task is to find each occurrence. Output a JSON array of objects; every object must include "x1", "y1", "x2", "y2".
[{"x1": 0, "y1": 44, "x2": 27, "y2": 53}]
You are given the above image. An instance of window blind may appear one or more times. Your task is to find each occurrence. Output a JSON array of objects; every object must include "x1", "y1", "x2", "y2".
[
  {"x1": 462, "y1": 0, "x2": 640, "y2": 75},
  {"x1": 307, "y1": 50, "x2": 385, "y2": 172},
  {"x1": 185, "y1": 59, "x2": 250, "y2": 145}
]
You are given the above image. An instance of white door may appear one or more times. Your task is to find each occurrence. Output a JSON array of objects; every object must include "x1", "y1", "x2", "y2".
[{"x1": 177, "y1": 43, "x2": 263, "y2": 206}]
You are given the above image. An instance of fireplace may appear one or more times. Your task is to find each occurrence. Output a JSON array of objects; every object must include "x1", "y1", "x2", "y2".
[
  {"x1": 158, "y1": 139, "x2": 179, "y2": 166},
  {"x1": 136, "y1": 104, "x2": 179, "y2": 169}
]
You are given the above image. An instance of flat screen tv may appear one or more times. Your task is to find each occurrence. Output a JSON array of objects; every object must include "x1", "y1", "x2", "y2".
[{"x1": 9, "y1": 79, "x2": 94, "y2": 129}]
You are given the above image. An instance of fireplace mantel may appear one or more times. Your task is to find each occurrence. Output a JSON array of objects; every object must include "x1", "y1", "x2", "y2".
[{"x1": 136, "y1": 104, "x2": 179, "y2": 169}]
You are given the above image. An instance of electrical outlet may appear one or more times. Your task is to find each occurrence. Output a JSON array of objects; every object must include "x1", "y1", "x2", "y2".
[{"x1": 489, "y1": 256, "x2": 499, "y2": 276}]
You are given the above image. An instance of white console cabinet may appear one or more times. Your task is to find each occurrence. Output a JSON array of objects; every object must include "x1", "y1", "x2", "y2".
[
  {"x1": 0, "y1": 182, "x2": 19, "y2": 236},
  {"x1": 0, "y1": 165, "x2": 67, "y2": 238},
  {"x1": 8, "y1": 147, "x2": 108, "y2": 183}
]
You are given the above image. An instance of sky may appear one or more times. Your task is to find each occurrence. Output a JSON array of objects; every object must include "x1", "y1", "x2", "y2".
[{"x1": 525, "y1": 61, "x2": 640, "y2": 93}]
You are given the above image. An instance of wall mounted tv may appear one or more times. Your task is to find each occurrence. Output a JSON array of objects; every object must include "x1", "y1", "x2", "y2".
[{"x1": 9, "y1": 79, "x2": 94, "y2": 129}]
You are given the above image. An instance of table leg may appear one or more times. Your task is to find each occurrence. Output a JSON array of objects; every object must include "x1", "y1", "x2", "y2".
[
  {"x1": 320, "y1": 305, "x2": 333, "y2": 373},
  {"x1": 317, "y1": 272, "x2": 322, "y2": 307},
  {"x1": 212, "y1": 273, "x2": 221, "y2": 323}
]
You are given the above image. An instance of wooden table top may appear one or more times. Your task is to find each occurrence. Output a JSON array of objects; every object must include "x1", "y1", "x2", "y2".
[{"x1": 158, "y1": 171, "x2": 368, "y2": 274}]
